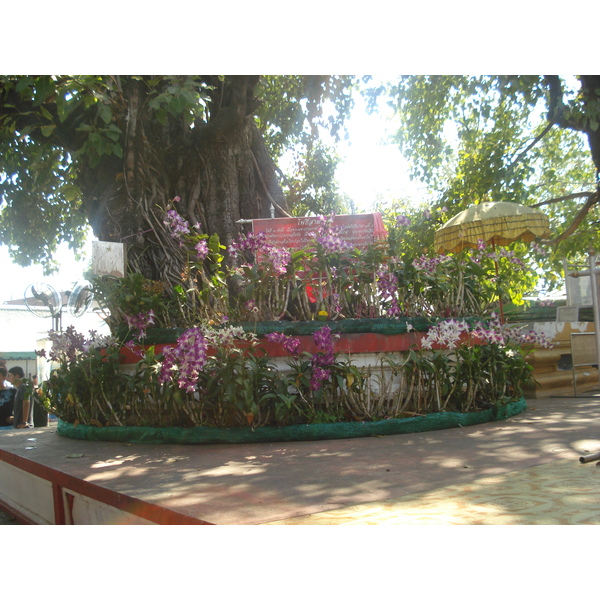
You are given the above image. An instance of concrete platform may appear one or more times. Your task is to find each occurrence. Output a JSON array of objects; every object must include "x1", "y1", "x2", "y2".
[{"x1": 1, "y1": 392, "x2": 600, "y2": 525}]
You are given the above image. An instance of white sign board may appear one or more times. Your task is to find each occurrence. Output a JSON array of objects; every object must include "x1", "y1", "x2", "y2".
[
  {"x1": 565, "y1": 270, "x2": 600, "y2": 307},
  {"x1": 92, "y1": 241, "x2": 126, "y2": 278}
]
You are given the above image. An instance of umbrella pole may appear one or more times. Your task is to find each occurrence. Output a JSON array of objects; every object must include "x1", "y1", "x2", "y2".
[{"x1": 492, "y1": 240, "x2": 505, "y2": 324}]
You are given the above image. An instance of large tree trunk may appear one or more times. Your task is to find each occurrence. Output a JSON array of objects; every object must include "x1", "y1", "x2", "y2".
[
  {"x1": 547, "y1": 75, "x2": 600, "y2": 176},
  {"x1": 78, "y1": 76, "x2": 287, "y2": 286},
  {"x1": 579, "y1": 75, "x2": 600, "y2": 175}
]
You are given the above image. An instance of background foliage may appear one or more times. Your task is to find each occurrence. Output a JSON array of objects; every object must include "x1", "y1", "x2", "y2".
[{"x1": 368, "y1": 75, "x2": 600, "y2": 291}]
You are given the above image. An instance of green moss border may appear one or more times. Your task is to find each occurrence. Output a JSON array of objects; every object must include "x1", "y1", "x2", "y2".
[
  {"x1": 125, "y1": 317, "x2": 493, "y2": 344},
  {"x1": 56, "y1": 397, "x2": 527, "y2": 445}
]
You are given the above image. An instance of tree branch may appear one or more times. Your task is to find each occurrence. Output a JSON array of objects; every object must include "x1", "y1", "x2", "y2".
[
  {"x1": 507, "y1": 120, "x2": 555, "y2": 169},
  {"x1": 544, "y1": 75, "x2": 585, "y2": 132},
  {"x1": 531, "y1": 191, "x2": 594, "y2": 208},
  {"x1": 540, "y1": 190, "x2": 600, "y2": 247},
  {"x1": 197, "y1": 76, "x2": 261, "y2": 143}
]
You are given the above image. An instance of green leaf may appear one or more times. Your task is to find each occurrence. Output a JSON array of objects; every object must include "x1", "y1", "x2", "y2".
[
  {"x1": 63, "y1": 185, "x2": 80, "y2": 201},
  {"x1": 155, "y1": 108, "x2": 168, "y2": 125},
  {"x1": 15, "y1": 77, "x2": 33, "y2": 93},
  {"x1": 208, "y1": 234, "x2": 221, "y2": 253},
  {"x1": 98, "y1": 103, "x2": 112, "y2": 124},
  {"x1": 39, "y1": 105, "x2": 54, "y2": 121},
  {"x1": 40, "y1": 124, "x2": 56, "y2": 137}
]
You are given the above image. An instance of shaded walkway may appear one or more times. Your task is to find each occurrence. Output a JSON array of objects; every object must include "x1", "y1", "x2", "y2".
[
  {"x1": 1, "y1": 393, "x2": 599, "y2": 524},
  {"x1": 264, "y1": 459, "x2": 600, "y2": 524}
]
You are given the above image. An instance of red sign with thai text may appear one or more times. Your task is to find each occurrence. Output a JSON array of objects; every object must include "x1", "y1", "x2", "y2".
[{"x1": 251, "y1": 213, "x2": 387, "y2": 250}]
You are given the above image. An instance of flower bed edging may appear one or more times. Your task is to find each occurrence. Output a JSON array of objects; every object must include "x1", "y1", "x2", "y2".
[{"x1": 56, "y1": 397, "x2": 527, "y2": 445}]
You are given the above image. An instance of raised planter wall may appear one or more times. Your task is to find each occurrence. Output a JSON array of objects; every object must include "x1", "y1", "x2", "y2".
[
  {"x1": 118, "y1": 329, "x2": 426, "y2": 396},
  {"x1": 118, "y1": 319, "x2": 479, "y2": 397}
]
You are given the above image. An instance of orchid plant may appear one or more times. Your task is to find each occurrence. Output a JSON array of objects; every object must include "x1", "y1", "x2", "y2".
[
  {"x1": 94, "y1": 200, "x2": 539, "y2": 329},
  {"x1": 401, "y1": 314, "x2": 552, "y2": 414},
  {"x1": 38, "y1": 200, "x2": 553, "y2": 429},
  {"x1": 40, "y1": 311, "x2": 550, "y2": 428}
]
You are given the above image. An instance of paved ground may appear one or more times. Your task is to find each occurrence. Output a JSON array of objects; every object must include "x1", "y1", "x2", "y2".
[{"x1": 1, "y1": 392, "x2": 600, "y2": 524}]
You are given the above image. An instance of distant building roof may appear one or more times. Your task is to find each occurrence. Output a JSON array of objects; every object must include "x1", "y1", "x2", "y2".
[{"x1": 0, "y1": 351, "x2": 37, "y2": 361}]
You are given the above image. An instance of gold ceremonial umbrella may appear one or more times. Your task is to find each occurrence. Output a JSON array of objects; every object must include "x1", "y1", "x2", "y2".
[
  {"x1": 434, "y1": 201, "x2": 550, "y2": 254},
  {"x1": 434, "y1": 201, "x2": 551, "y2": 321}
]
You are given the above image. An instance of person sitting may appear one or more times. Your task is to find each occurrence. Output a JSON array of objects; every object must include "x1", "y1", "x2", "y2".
[{"x1": 0, "y1": 367, "x2": 15, "y2": 427}]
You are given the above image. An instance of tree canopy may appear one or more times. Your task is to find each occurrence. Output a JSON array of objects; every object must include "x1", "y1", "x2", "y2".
[
  {"x1": 376, "y1": 76, "x2": 600, "y2": 275},
  {"x1": 1, "y1": 74, "x2": 599, "y2": 298},
  {"x1": 0, "y1": 75, "x2": 355, "y2": 277}
]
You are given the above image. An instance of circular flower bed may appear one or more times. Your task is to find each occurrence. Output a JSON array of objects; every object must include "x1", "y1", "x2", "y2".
[{"x1": 36, "y1": 204, "x2": 550, "y2": 440}]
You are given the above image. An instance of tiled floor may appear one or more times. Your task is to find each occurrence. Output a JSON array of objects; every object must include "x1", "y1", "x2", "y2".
[
  {"x1": 2, "y1": 394, "x2": 600, "y2": 524},
  {"x1": 263, "y1": 459, "x2": 600, "y2": 525}
]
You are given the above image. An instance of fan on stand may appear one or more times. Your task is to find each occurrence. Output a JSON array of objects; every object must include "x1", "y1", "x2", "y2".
[
  {"x1": 24, "y1": 283, "x2": 63, "y2": 331},
  {"x1": 67, "y1": 280, "x2": 94, "y2": 318},
  {"x1": 24, "y1": 280, "x2": 95, "y2": 331}
]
